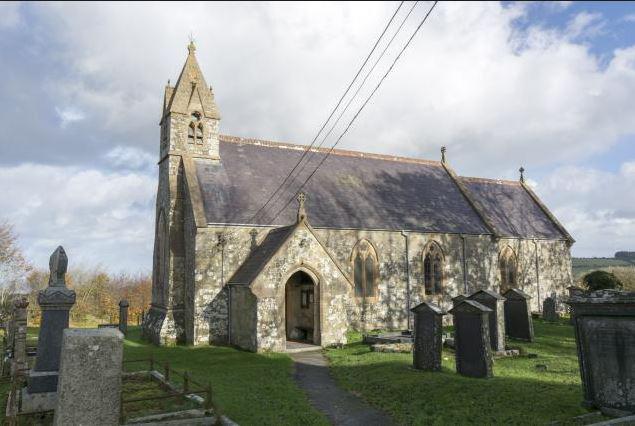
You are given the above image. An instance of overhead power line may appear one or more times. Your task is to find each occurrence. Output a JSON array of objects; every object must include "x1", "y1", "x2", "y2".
[
  {"x1": 260, "y1": 0, "x2": 421, "y2": 224},
  {"x1": 267, "y1": 1, "x2": 439, "y2": 225},
  {"x1": 249, "y1": 1, "x2": 405, "y2": 224}
]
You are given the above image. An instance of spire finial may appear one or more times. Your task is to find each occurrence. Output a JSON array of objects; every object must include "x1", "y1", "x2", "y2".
[
  {"x1": 187, "y1": 34, "x2": 196, "y2": 55},
  {"x1": 519, "y1": 166, "x2": 525, "y2": 183},
  {"x1": 297, "y1": 192, "x2": 307, "y2": 223},
  {"x1": 441, "y1": 146, "x2": 447, "y2": 163}
]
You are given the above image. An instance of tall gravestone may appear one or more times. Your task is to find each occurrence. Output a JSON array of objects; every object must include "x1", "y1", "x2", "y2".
[
  {"x1": 452, "y1": 294, "x2": 467, "y2": 308},
  {"x1": 118, "y1": 299, "x2": 129, "y2": 335},
  {"x1": 449, "y1": 300, "x2": 493, "y2": 378},
  {"x1": 411, "y1": 301, "x2": 446, "y2": 371},
  {"x1": 502, "y1": 288, "x2": 534, "y2": 342},
  {"x1": 565, "y1": 290, "x2": 635, "y2": 416},
  {"x1": 28, "y1": 246, "x2": 76, "y2": 394},
  {"x1": 54, "y1": 328, "x2": 123, "y2": 426},
  {"x1": 468, "y1": 289, "x2": 506, "y2": 352},
  {"x1": 542, "y1": 296, "x2": 558, "y2": 322}
]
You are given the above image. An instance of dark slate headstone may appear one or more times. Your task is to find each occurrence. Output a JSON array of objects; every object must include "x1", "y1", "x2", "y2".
[
  {"x1": 452, "y1": 294, "x2": 467, "y2": 308},
  {"x1": 28, "y1": 246, "x2": 76, "y2": 394},
  {"x1": 543, "y1": 296, "x2": 558, "y2": 322},
  {"x1": 502, "y1": 288, "x2": 534, "y2": 342},
  {"x1": 565, "y1": 290, "x2": 635, "y2": 416},
  {"x1": 468, "y1": 289, "x2": 506, "y2": 352},
  {"x1": 449, "y1": 300, "x2": 493, "y2": 379},
  {"x1": 410, "y1": 301, "x2": 446, "y2": 371},
  {"x1": 118, "y1": 299, "x2": 129, "y2": 336}
]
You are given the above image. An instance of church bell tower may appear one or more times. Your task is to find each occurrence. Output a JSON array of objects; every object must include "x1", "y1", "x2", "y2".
[{"x1": 144, "y1": 42, "x2": 220, "y2": 345}]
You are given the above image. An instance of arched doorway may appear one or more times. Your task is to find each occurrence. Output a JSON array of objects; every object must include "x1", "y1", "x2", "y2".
[{"x1": 285, "y1": 270, "x2": 319, "y2": 345}]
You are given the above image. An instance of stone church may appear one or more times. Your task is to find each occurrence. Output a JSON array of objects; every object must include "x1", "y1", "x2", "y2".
[{"x1": 143, "y1": 43, "x2": 574, "y2": 352}]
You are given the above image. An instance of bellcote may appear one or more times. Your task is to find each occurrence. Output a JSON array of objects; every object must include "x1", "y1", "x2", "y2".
[{"x1": 161, "y1": 41, "x2": 220, "y2": 124}]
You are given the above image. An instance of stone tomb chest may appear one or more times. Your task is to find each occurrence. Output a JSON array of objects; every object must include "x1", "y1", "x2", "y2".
[{"x1": 565, "y1": 290, "x2": 635, "y2": 416}]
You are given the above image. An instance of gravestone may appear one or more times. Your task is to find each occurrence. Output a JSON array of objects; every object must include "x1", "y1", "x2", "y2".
[
  {"x1": 565, "y1": 290, "x2": 635, "y2": 416},
  {"x1": 567, "y1": 286, "x2": 585, "y2": 324},
  {"x1": 502, "y1": 288, "x2": 534, "y2": 342},
  {"x1": 411, "y1": 301, "x2": 446, "y2": 371},
  {"x1": 27, "y1": 246, "x2": 76, "y2": 394},
  {"x1": 118, "y1": 299, "x2": 129, "y2": 335},
  {"x1": 468, "y1": 289, "x2": 506, "y2": 352},
  {"x1": 542, "y1": 296, "x2": 558, "y2": 322},
  {"x1": 449, "y1": 300, "x2": 493, "y2": 378},
  {"x1": 12, "y1": 296, "x2": 29, "y2": 377},
  {"x1": 54, "y1": 328, "x2": 123, "y2": 426},
  {"x1": 452, "y1": 294, "x2": 467, "y2": 308}
]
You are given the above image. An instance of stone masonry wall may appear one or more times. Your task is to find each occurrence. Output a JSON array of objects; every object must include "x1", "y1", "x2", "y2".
[{"x1": 191, "y1": 224, "x2": 573, "y2": 347}]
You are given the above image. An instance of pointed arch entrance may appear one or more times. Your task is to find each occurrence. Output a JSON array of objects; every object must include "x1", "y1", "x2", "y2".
[{"x1": 284, "y1": 269, "x2": 320, "y2": 346}]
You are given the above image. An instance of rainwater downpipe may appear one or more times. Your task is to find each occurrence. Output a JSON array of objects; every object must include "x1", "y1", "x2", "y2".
[
  {"x1": 533, "y1": 239, "x2": 541, "y2": 312},
  {"x1": 461, "y1": 234, "x2": 468, "y2": 294},
  {"x1": 400, "y1": 231, "x2": 411, "y2": 330}
]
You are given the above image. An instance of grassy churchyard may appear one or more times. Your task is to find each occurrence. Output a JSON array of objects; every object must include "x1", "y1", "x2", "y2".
[{"x1": 2, "y1": 319, "x2": 594, "y2": 425}]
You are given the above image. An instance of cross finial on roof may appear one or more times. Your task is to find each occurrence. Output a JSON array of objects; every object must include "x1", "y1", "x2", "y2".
[
  {"x1": 187, "y1": 34, "x2": 196, "y2": 55},
  {"x1": 441, "y1": 146, "x2": 447, "y2": 163},
  {"x1": 297, "y1": 192, "x2": 307, "y2": 223},
  {"x1": 519, "y1": 166, "x2": 525, "y2": 183}
]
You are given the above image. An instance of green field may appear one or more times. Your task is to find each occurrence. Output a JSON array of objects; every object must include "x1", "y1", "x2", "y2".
[{"x1": 572, "y1": 257, "x2": 635, "y2": 279}]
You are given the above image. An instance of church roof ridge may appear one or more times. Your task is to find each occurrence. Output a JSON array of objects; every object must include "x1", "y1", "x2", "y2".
[
  {"x1": 460, "y1": 176, "x2": 521, "y2": 186},
  {"x1": 218, "y1": 134, "x2": 442, "y2": 167}
]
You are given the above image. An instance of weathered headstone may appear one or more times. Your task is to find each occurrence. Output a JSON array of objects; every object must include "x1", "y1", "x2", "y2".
[
  {"x1": 502, "y1": 288, "x2": 534, "y2": 342},
  {"x1": 411, "y1": 301, "x2": 446, "y2": 371},
  {"x1": 468, "y1": 289, "x2": 506, "y2": 352},
  {"x1": 118, "y1": 299, "x2": 129, "y2": 335},
  {"x1": 27, "y1": 246, "x2": 76, "y2": 394},
  {"x1": 449, "y1": 300, "x2": 493, "y2": 378},
  {"x1": 452, "y1": 294, "x2": 467, "y2": 308},
  {"x1": 12, "y1": 296, "x2": 29, "y2": 377},
  {"x1": 542, "y1": 296, "x2": 558, "y2": 322},
  {"x1": 565, "y1": 290, "x2": 635, "y2": 416},
  {"x1": 53, "y1": 328, "x2": 123, "y2": 426}
]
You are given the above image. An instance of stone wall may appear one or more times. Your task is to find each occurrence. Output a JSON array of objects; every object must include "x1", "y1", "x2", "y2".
[
  {"x1": 187, "y1": 224, "x2": 572, "y2": 348},
  {"x1": 229, "y1": 286, "x2": 257, "y2": 351}
]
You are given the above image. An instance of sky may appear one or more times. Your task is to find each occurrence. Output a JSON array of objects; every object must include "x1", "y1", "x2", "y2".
[{"x1": 0, "y1": 1, "x2": 634, "y2": 273}]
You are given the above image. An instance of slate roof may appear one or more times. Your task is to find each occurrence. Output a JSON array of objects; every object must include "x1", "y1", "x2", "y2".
[
  {"x1": 194, "y1": 136, "x2": 568, "y2": 239},
  {"x1": 228, "y1": 225, "x2": 295, "y2": 285},
  {"x1": 460, "y1": 177, "x2": 564, "y2": 239}
]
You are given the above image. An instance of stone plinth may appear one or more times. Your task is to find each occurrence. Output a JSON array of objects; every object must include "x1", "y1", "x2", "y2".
[
  {"x1": 449, "y1": 300, "x2": 493, "y2": 378},
  {"x1": 119, "y1": 299, "x2": 129, "y2": 335},
  {"x1": 502, "y1": 288, "x2": 534, "y2": 342},
  {"x1": 565, "y1": 290, "x2": 635, "y2": 416},
  {"x1": 28, "y1": 246, "x2": 76, "y2": 394},
  {"x1": 543, "y1": 296, "x2": 558, "y2": 322},
  {"x1": 468, "y1": 289, "x2": 506, "y2": 352},
  {"x1": 411, "y1": 301, "x2": 446, "y2": 371},
  {"x1": 53, "y1": 328, "x2": 123, "y2": 426}
]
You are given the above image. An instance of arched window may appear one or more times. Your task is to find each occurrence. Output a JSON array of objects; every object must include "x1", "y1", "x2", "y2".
[
  {"x1": 423, "y1": 241, "x2": 444, "y2": 295},
  {"x1": 195, "y1": 124, "x2": 204, "y2": 144},
  {"x1": 187, "y1": 123, "x2": 195, "y2": 143},
  {"x1": 351, "y1": 239, "x2": 378, "y2": 299},
  {"x1": 499, "y1": 247, "x2": 518, "y2": 293}
]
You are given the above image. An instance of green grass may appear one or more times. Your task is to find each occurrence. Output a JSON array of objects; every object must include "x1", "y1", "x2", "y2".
[
  {"x1": 123, "y1": 328, "x2": 328, "y2": 425},
  {"x1": 572, "y1": 257, "x2": 634, "y2": 279},
  {"x1": 326, "y1": 319, "x2": 590, "y2": 425}
]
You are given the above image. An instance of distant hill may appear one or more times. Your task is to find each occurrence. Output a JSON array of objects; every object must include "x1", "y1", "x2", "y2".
[{"x1": 572, "y1": 256, "x2": 635, "y2": 279}]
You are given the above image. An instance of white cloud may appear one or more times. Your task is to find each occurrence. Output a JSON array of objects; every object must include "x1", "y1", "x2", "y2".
[
  {"x1": 0, "y1": 164, "x2": 156, "y2": 272},
  {"x1": 623, "y1": 14, "x2": 635, "y2": 23},
  {"x1": 0, "y1": 2, "x2": 21, "y2": 29},
  {"x1": 565, "y1": 11, "x2": 606, "y2": 40},
  {"x1": 105, "y1": 146, "x2": 155, "y2": 171},
  {"x1": 55, "y1": 106, "x2": 85, "y2": 128},
  {"x1": 541, "y1": 162, "x2": 635, "y2": 257}
]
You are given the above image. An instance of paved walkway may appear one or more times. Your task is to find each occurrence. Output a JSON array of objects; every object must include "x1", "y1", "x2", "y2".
[{"x1": 289, "y1": 349, "x2": 393, "y2": 426}]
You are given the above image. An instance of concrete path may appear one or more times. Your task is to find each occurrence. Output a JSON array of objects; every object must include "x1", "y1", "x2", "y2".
[{"x1": 289, "y1": 349, "x2": 393, "y2": 426}]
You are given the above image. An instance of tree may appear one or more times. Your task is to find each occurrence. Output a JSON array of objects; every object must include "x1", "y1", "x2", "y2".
[
  {"x1": 0, "y1": 220, "x2": 31, "y2": 323},
  {"x1": 582, "y1": 270, "x2": 623, "y2": 292}
]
